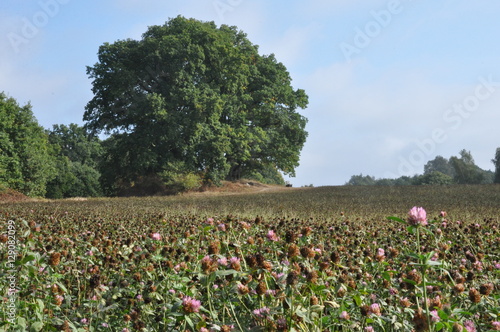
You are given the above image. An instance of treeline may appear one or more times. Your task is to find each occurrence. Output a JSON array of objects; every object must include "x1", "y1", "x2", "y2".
[
  {"x1": 347, "y1": 150, "x2": 500, "y2": 186},
  {"x1": 0, "y1": 93, "x2": 100, "y2": 198},
  {"x1": 0, "y1": 93, "x2": 285, "y2": 198}
]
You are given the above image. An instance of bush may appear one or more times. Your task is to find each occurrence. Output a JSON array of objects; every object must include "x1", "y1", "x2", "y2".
[{"x1": 166, "y1": 172, "x2": 202, "y2": 192}]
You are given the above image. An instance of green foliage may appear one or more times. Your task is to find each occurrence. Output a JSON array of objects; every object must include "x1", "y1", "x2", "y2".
[
  {"x1": 46, "y1": 124, "x2": 103, "y2": 198},
  {"x1": 84, "y1": 16, "x2": 308, "y2": 194},
  {"x1": 414, "y1": 171, "x2": 453, "y2": 185},
  {"x1": 449, "y1": 149, "x2": 485, "y2": 184},
  {"x1": 346, "y1": 174, "x2": 376, "y2": 185},
  {"x1": 492, "y1": 147, "x2": 500, "y2": 184},
  {"x1": 241, "y1": 164, "x2": 285, "y2": 185},
  {"x1": 164, "y1": 172, "x2": 202, "y2": 192},
  {"x1": 0, "y1": 92, "x2": 55, "y2": 196},
  {"x1": 424, "y1": 155, "x2": 455, "y2": 177},
  {"x1": 160, "y1": 160, "x2": 203, "y2": 192},
  {"x1": 348, "y1": 150, "x2": 494, "y2": 186}
]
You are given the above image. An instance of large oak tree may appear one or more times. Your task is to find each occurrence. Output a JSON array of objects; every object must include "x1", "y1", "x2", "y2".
[{"x1": 84, "y1": 16, "x2": 308, "y2": 192}]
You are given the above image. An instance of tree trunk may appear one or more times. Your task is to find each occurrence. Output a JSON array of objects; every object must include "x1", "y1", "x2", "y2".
[{"x1": 227, "y1": 164, "x2": 242, "y2": 181}]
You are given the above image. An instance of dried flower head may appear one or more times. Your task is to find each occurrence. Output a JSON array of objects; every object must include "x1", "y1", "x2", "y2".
[
  {"x1": 286, "y1": 271, "x2": 299, "y2": 286},
  {"x1": 49, "y1": 252, "x2": 61, "y2": 266},
  {"x1": 300, "y1": 246, "x2": 315, "y2": 259},
  {"x1": 468, "y1": 288, "x2": 481, "y2": 303},
  {"x1": 89, "y1": 274, "x2": 101, "y2": 289},
  {"x1": 413, "y1": 308, "x2": 428, "y2": 332},
  {"x1": 201, "y1": 255, "x2": 218, "y2": 274},
  {"x1": 208, "y1": 241, "x2": 220, "y2": 255},
  {"x1": 256, "y1": 281, "x2": 267, "y2": 296},
  {"x1": 479, "y1": 283, "x2": 493, "y2": 296}
]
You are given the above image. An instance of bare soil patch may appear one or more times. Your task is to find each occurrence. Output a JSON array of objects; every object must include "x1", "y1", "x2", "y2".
[
  {"x1": 0, "y1": 188, "x2": 30, "y2": 203},
  {"x1": 186, "y1": 179, "x2": 296, "y2": 196}
]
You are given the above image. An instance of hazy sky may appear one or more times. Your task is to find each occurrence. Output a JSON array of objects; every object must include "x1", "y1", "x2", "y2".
[{"x1": 2, "y1": 0, "x2": 500, "y2": 186}]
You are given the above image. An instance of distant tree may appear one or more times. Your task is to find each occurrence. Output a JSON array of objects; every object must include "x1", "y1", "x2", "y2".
[
  {"x1": 84, "y1": 16, "x2": 308, "y2": 194},
  {"x1": 424, "y1": 156, "x2": 455, "y2": 177},
  {"x1": 481, "y1": 169, "x2": 495, "y2": 184},
  {"x1": 46, "y1": 124, "x2": 103, "y2": 198},
  {"x1": 393, "y1": 176, "x2": 414, "y2": 186},
  {"x1": 493, "y1": 147, "x2": 500, "y2": 184},
  {"x1": 373, "y1": 178, "x2": 395, "y2": 186},
  {"x1": 449, "y1": 149, "x2": 484, "y2": 184},
  {"x1": 48, "y1": 124, "x2": 102, "y2": 168},
  {"x1": 0, "y1": 92, "x2": 55, "y2": 196},
  {"x1": 346, "y1": 174, "x2": 376, "y2": 186},
  {"x1": 414, "y1": 171, "x2": 453, "y2": 185}
]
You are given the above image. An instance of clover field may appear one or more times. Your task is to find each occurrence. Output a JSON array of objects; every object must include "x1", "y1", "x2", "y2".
[{"x1": 1, "y1": 185, "x2": 499, "y2": 331}]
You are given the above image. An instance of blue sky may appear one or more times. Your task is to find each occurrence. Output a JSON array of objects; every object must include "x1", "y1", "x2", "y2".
[{"x1": 2, "y1": 0, "x2": 500, "y2": 186}]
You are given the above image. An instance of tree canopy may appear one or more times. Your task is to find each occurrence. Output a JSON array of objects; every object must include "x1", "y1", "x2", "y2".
[
  {"x1": 45, "y1": 124, "x2": 103, "y2": 198},
  {"x1": 423, "y1": 155, "x2": 455, "y2": 178},
  {"x1": 346, "y1": 150, "x2": 493, "y2": 186},
  {"x1": 0, "y1": 92, "x2": 55, "y2": 196},
  {"x1": 449, "y1": 149, "x2": 487, "y2": 184},
  {"x1": 84, "y1": 16, "x2": 308, "y2": 193},
  {"x1": 492, "y1": 147, "x2": 500, "y2": 184}
]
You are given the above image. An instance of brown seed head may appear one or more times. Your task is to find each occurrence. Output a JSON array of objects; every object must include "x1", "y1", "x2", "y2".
[
  {"x1": 306, "y1": 270, "x2": 318, "y2": 284},
  {"x1": 49, "y1": 252, "x2": 61, "y2": 266},
  {"x1": 261, "y1": 260, "x2": 273, "y2": 271},
  {"x1": 286, "y1": 271, "x2": 299, "y2": 286},
  {"x1": 208, "y1": 241, "x2": 220, "y2": 255},
  {"x1": 302, "y1": 226, "x2": 312, "y2": 237},
  {"x1": 319, "y1": 261, "x2": 330, "y2": 271},
  {"x1": 431, "y1": 295, "x2": 442, "y2": 309},
  {"x1": 452, "y1": 322, "x2": 464, "y2": 332},
  {"x1": 399, "y1": 297, "x2": 411, "y2": 308},
  {"x1": 407, "y1": 269, "x2": 422, "y2": 285},
  {"x1": 360, "y1": 305, "x2": 370, "y2": 317},
  {"x1": 61, "y1": 321, "x2": 71, "y2": 332},
  {"x1": 479, "y1": 283, "x2": 493, "y2": 296},
  {"x1": 468, "y1": 288, "x2": 481, "y2": 303},
  {"x1": 221, "y1": 325, "x2": 233, "y2": 332},
  {"x1": 330, "y1": 251, "x2": 341, "y2": 264},
  {"x1": 0, "y1": 234, "x2": 8, "y2": 243},
  {"x1": 336, "y1": 287, "x2": 346, "y2": 297},
  {"x1": 300, "y1": 246, "x2": 315, "y2": 259},
  {"x1": 89, "y1": 274, "x2": 101, "y2": 289},
  {"x1": 256, "y1": 281, "x2": 267, "y2": 296},
  {"x1": 413, "y1": 308, "x2": 428, "y2": 332},
  {"x1": 287, "y1": 244, "x2": 300, "y2": 258},
  {"x1": 245, "y1": 255, "x2": 258, "y2": 268}
]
